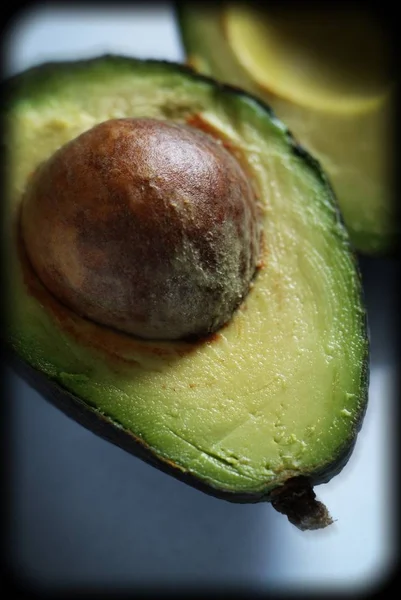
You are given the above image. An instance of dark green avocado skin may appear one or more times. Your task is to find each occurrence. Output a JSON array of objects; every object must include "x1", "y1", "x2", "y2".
[{"x1": 4, "y1": 56, "x2": 370, "y2": 508}]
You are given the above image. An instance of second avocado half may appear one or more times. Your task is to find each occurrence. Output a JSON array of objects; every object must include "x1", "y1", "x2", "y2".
[
  {"x1": 177, "y1": 4, "x2": 395, "y2": 255},
  {"x1": 5, "y1": 56, "x2": 369, "y2": 530}
]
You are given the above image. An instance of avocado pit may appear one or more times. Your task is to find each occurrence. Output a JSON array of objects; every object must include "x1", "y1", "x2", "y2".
[{"x1": 21, "y1": 117, "x2": 262, "y2": 340}]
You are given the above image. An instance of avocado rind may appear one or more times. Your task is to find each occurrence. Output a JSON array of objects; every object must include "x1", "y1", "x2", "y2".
[
  {"x1": 176, "y1": 3, "x2": 395, "y2": 256},
  {"x1": 5, "y1": 56, "x2": 369, "y2": 527}
]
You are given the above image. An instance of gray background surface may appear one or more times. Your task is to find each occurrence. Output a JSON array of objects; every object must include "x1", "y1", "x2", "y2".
[{"x1": 4, "y1": 4, "x2": 397, "y2": 595}]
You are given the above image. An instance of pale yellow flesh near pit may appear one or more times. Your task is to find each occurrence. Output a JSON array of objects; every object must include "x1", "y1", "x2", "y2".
[{"x1": 6, "y1": 59, "x2": 366, "y2": 494}]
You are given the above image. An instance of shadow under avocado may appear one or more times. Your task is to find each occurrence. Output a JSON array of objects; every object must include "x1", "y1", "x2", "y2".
[
  {"x1": 6, "y1": 371, "x2": 282, "y2": 591},
  {"x1": 358, "y1": 255, "x2": 399, "y2": 368}
]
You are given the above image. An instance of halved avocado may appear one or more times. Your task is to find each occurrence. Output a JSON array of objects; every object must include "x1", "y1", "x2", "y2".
[
  {"x1": 4, "y1": 56, "x2": 369, "y2": 530},
  {"x1": 177, "y1": 3, "x2": 395, "y2": 255}
]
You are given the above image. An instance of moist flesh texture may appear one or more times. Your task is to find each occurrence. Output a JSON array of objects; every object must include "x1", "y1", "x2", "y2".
[{"x1": 5, "y1": 56, "x2": 368, "y2": 497}]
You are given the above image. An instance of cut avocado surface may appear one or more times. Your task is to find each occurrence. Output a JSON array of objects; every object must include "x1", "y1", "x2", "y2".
[
  {"x1": 5, "y1": 56, "x2": 369, "y2": 529},
  {"x1": 177, "y1": 4, "x2": 395, "y2": 255}
]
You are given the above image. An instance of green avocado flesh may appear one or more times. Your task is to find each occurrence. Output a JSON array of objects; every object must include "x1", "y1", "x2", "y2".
[
  {"x1": 177, "y1": 4, "x2": 395, "y2": 255},
  {"x1": 5, "y1": 56, "x2": 368, "y2": 515}
]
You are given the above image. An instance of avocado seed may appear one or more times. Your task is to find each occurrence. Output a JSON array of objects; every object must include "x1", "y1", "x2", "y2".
[{"x1": 21, "y1": 117, "x2": 261, "y2": 340}]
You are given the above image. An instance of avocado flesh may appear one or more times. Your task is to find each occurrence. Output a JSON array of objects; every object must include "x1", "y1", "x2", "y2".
[
  {"x1": 5, "y1": 57, "x2": 368, "y2": 510},
  {"x1": 177, "y1": 4, "x2": 395, "y2": 255}
]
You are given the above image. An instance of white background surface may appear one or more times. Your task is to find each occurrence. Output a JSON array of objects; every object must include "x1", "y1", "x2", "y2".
[{"x1": 5, "y1": 4, "x2": 397, "y2": 594}]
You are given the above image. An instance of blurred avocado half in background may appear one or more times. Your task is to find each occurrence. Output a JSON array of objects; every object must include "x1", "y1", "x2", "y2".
[{"x1": 177, "y1": 3, "x2": 395, "y2": 255}]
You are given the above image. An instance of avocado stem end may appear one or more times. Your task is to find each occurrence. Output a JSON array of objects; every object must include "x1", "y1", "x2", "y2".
[{"x1": 270, "y1": 476, "x2": 333, "y2": 531}]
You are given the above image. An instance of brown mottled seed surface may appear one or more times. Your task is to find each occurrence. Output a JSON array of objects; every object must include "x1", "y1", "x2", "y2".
[{"x1": 21, "y1": 118, "x2": 262, "y2": 340}]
